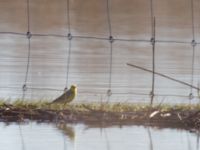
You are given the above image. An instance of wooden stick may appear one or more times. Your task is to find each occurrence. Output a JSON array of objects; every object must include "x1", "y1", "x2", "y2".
[{"x1": 127, "y1": 63, "x2": 200, "y2": 91}]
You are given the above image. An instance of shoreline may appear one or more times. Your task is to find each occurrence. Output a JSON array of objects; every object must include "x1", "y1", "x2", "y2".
[{"x1": 0, "y1": 101, "x2": 200, "y2": 132}]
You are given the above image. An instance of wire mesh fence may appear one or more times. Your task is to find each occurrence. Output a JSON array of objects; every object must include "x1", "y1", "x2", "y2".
[{"x1": 0, "y1": 0, "x2": 200, "y2": 104}]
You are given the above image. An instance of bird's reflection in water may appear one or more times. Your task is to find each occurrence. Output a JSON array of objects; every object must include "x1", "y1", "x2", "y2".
[
  {"x1": 51, "y1": 123, "x2": 200, "y2": 150},
  {"x1": 56, "y1": 123, "x2": 75, "y2": 141}
]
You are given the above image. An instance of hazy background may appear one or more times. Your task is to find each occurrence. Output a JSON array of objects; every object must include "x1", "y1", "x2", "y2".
[{"x1": 0, "y1": 0, "x2": 200, "y2": 104}]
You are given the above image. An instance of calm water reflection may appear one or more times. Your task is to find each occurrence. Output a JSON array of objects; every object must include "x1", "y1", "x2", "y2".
[{"x1": 0, "y1": 122, "x2": 199, "y2": 150}]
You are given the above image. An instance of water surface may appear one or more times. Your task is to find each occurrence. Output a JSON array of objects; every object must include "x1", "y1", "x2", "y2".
[{"x1": 0, "y1": 122, "x2": 199, "y2": 150}]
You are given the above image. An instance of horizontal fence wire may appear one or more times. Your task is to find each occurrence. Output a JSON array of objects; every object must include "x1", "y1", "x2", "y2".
[
  {"x1": 1, "y1": 85, "x2": 199, "y2": 98},
  {"x1": 0, "y1": 32, "x2": 199, "y2": 44}
]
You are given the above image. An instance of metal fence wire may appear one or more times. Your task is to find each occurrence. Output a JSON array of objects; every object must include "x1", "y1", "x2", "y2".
[{"x1": 0, "y1": 0, "x2": 200, "y2": 104}]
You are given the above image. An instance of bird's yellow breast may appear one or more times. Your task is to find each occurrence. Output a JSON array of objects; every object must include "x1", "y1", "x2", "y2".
[{"x1": 73, "y1": 87, "x2": 77, "y2": 97}]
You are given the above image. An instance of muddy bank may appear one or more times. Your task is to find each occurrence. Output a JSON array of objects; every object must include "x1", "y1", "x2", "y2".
[{"x1": 0, "y1": 103, "x2": 200, "y2": 131}]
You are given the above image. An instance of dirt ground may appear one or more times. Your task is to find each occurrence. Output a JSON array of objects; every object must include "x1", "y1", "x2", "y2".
[{"x1": 1, "y1": 103, "x2": 200, "y2": 132}]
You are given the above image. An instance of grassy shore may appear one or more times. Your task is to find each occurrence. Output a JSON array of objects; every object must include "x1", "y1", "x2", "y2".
[
  {"x1": 1, "y1": 99, "x2": 200, "y2": 111},
  {"x1": 0, "y1": 100, "x2": 200, "y2": 131}
]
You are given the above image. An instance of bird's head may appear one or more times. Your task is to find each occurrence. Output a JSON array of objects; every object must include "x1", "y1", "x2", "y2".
[
  {"x1": 70, "y1": 85, "x2": 77, "y2": 90},
  {"x1": 70, "y1": 85, "x2": 77, "y2": 97}
]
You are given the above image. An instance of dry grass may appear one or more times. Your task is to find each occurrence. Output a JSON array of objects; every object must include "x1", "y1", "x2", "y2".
[
  {"x1": 1, "y1": 99, "x2": 200, "y2": 130},
  {"x1": 0, "y1": 99, "x2": 199, "y2": 112}
]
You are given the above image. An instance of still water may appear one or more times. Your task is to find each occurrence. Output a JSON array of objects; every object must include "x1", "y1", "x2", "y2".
[{"x1": 0, "y1": 122, "x2": 199, "y2": 150}]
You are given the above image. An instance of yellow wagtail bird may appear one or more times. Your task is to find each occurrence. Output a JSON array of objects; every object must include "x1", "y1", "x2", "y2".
[{"x1": 52, "y1": 85, "x2": 77, "y2": 104}]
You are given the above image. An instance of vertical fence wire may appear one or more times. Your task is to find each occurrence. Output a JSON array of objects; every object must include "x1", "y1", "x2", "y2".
[
  {"x1": 19, "y1": 124, "x2": 26, "y2": 150},
  {"x1": 197, "y1": 132, "x2": 200, "y2": 150},
  {"x1": 189, "y1": 0, "x2": 196, "y2": 100},
  {"x1": 22, "y1": 0, "x2": 31, "y2": 100},
  {"x1": 147, "y1": 128, "x2": 154, "y2": 150},
  {"x1": 65, "y1": 0, "x2": 72, "y2": 90},
  {"x1": 106, "y1": 0, "x2": 112, "y2": 36},
  {"x1": 150, "y1": 18, "x2": 156, "y2": 105},
  {"x1": 150, "y1": 0, "x2": 155, "y2": 105},
  {"x1": 67, "y1": 0, "x2": 71, "y2": 34},
  {"x1": 150, "y1": 0, "x2": 154, "y2": 38},
  {"x1": 65, "y1": 35, "x2": 72, "y2": 90},
  {"x1": 106, "y1": 0, "x2": 113, "y2": 100}
]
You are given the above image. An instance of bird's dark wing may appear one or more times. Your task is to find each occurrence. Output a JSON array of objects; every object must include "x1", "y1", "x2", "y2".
[{"x1": 52, "y1": 89, "x2": 72, "y2": 103}]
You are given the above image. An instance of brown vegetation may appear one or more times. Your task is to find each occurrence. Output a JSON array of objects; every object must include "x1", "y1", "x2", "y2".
[{"x1": 0, "y1": 101, "x2": 200, "y2": 132}]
